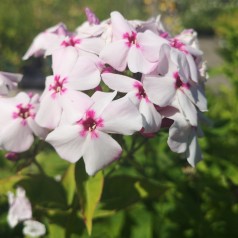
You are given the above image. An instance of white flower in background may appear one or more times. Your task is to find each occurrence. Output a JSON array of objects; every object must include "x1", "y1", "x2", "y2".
[
  {"x1": 7, "y1": 187, "x2": 32, "y2": 228},
  {"x1": 23, "y1": 220, "x2": 46, "y2": 238}
]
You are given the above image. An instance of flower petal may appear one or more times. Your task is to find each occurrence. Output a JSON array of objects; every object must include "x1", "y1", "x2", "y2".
[
  {"x1": 78, "y1": 37, "x2": 105, "y2": 55},
  {"x1": 0, "y1": 120, "x2": 33, "y2": 152},
  {"x1": 167, "y1": 113, "x2": 191, "y2": 153},
  {"x1": 137, "y1": 30, "x2": 169, "y2": 62},
  {"x1": 35, "y1": 93, "x2": 62, "y2": 129},
  {"x1": 143, "y1": 75, "x2": 176, "y2": 106},
  {"x1": 139, "y1": 99, "x2": 161, "y2": 133},
  {"x1": 186, "y1": 53, "x2": 198, "y2": 83},
  {"x1": 184, "y1": 84, "x2": 208, "y2": 112},
  {"x1": 68, "y1": 56, "x2": 100, "y2": 90},
  {"x1": 60, "y1": 90, "x2": 93, "y2": 124},
  {"x1": 186, "y1": 128, "x2": 202, "y2": 167},
  {"x1": 52, "y1": 47, "x2": 79, "y2": 77},
  {"x1": 46, "y1": 125, "x2": 87, "y2": 163},
  {"x1": 100, "y1": 40, "x2": 129, "y2": 71},
  {"x1": 102, "y1": 96, "x2": 142, "y2": 135},
  {"x1": 128, "y1": 45, "x2": 157, "y2": 74},
  {"x1": 177, "y1": 90, "x2": 197, "y2": 126},
  {"x1": 91, "y1": 91, "x2": 117, "y2": 116},
  {"x1": 83, "y1": 131, "x2": 122, "y2": 175},
  {"x1": 23, "y1": 32, "x2": 61, "y2": 60},
  {"x1": 27, "y1": 118, "x2": 49, "y2": 139},
  {"x1": 102, "y1": 73, "x2": 136, "y2": 92},
  {"x1": 111, "y1": 11, "x2": 134, "y2": 40}
]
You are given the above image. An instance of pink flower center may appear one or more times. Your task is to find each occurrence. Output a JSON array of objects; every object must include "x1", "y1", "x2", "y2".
[
  {"x1": 13, "y1": 103, "x2": 35, "y2": 125},
  {"x1": 61, "y1": 36, "x2": 81, "y2": 47},
  {"x1": 123, "y1": 32, "x2": 139, "y2": 48},
  {"x1": 134, "y1": 82, "x2": 149, "y2": 102},
  {"x1": 49, "y1": 75, "x2": 67, "y2": 98},
  {"x1": 78, "y1": 110, "x2": 104, "y2": 138},
  {"x1": 173, "y1": 72, "x2": 190, "y2": 89},
  {"x1": 170, "y1": 39, "x2": 188, "y2": 54}
]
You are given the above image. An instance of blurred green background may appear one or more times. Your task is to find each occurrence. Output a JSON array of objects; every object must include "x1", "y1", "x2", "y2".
[{"x1": 1, "y1": 0, "x2": 238, "y2": 237}]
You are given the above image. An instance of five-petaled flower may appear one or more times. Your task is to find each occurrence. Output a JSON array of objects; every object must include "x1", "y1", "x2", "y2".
[{"x1": 46, "y1": 91, "x2": 142, "y2": 175}]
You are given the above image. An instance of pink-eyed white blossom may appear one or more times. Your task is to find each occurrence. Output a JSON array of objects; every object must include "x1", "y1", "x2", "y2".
[
  {"x1": 143, "y1": 48, "x2": 207, "y2": 126},
  {"x1": 0, "y1": 71, "x2": 23, "y2": 95},
  {"x1": 45, "y1": 23, "x2": 105, "y2": 56},
  {"x1": 35, "y1": 47, "x2": 100, "y2": 129},
  {"x1": 0, "y1": 92, "x2": 47, "y2": 152},
  {"x1": 46, "y1": 91, "x2": 142, "y2": 175},
  {"x1": 7, "y1": 187, "x2": 32, "y2": 228},
  {"x1": 100, "y1": 11, "x2": 168, "y2": 74},
  {"x1": 102, "y1": 73, "x2": 161, "y2": 133}
]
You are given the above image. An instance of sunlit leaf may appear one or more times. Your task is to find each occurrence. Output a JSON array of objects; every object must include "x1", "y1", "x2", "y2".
[
  {"x1": 48, "y1": 223, "x2": 65, "y2": 238},
  {"x1": 62, "y1": 164, "x2": 76, "y2": 206},
  {"x1": 0, "y1": 174, "x2": 25, "y2": 195},
  {"x1": 75, "y1": 160, "x2": 104, "y2": 236}
]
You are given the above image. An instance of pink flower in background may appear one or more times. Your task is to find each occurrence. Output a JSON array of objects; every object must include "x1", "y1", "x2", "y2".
[
  {"x1": 102, "y1": 73, "x2": 161, "y2": 133},
  {"x1": 7, "y1": 187, "x2": 32, "y2": 228},
  {"x1": 46, "y1": 91, "x2": 142, "y2": 175},
  {"x1": 100, "y1": 11, "x2": 168, "y2": 74},
  {"x1": 0, "y1": 92, "x2": 47, "y2": 152},
  {"x1": 0, "y1": 71, "x2": 23, "y2": 95}
]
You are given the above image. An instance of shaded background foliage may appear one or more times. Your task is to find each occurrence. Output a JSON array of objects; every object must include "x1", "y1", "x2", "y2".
[{"x1": 1, "y1": 0, "x2": 238, "y2": 237}]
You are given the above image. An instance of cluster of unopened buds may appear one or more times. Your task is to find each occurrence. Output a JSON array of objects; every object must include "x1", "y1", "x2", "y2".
[{"x1": 1, "y1": 8, "x2": 208, "y2": 176}]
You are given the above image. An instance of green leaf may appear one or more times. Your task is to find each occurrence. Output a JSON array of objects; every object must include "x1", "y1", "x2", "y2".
[
  {"x1": 62, "y1": 164, "x2": 76, "y2": 206},
  {"x1": 101, "y1": 176, "x2": 166, "y2": 210},
  {"x1": 17, "y1": 174, "x2": 67, "y2": 209},
  {"x1": 36, "y1": 151, "x2": 68, "y2": 177},
  {"x1": 0, "y1": 174, "x2": 25, "y2": 195},
  {"x1": 48, "y1": 223, "x2": 65, "y2": 238},
  {"x1": 75, "y1": 160, "x2": 104, "y2": 236}
]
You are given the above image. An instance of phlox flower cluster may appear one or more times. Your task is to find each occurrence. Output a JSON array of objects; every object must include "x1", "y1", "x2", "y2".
[{"x1": 0, "y1": 8, "x2": 208, "y2": 176}]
